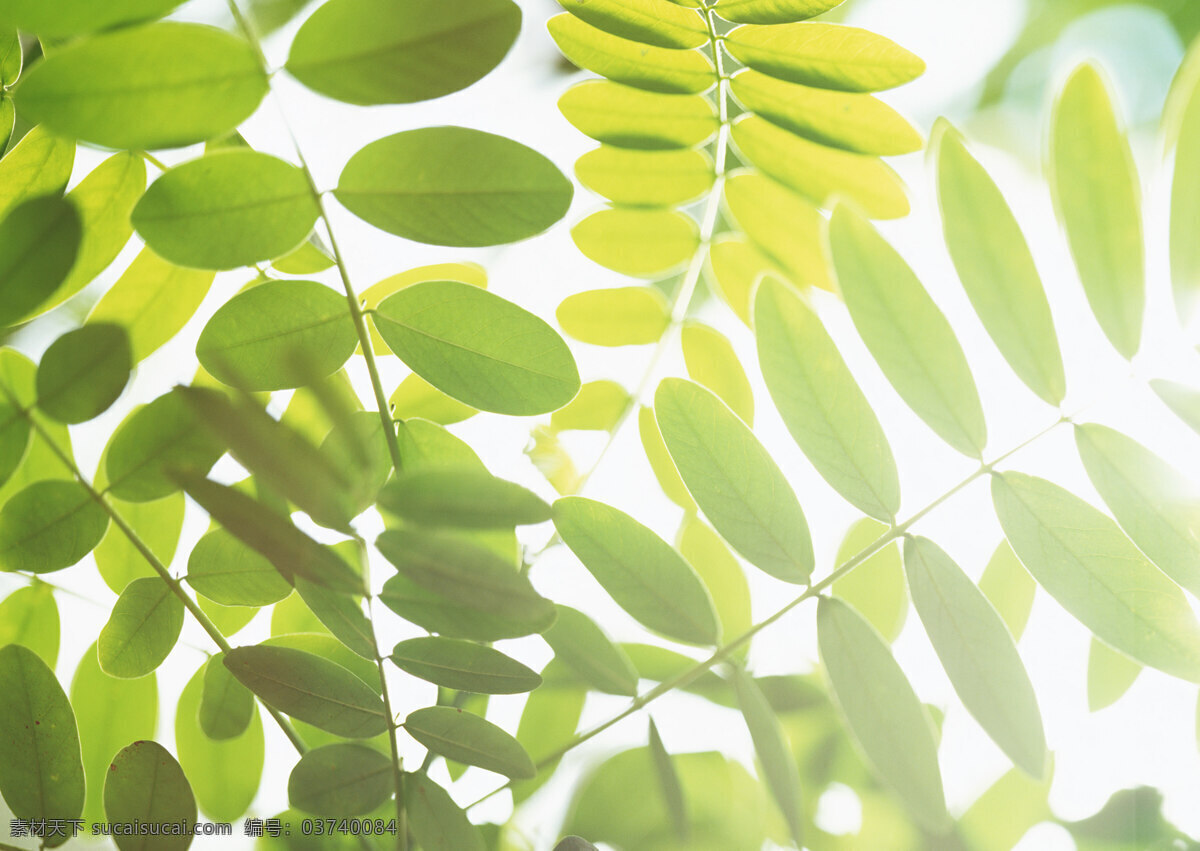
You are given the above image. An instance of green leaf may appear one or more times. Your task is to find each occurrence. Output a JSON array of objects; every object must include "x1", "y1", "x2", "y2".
[
  {"x1": 133, "y1": 151, "x2": 319, "y2": 269},
  {"x1": 638, "y1": 405, "x2": 696, "y2": 510},
  {"x1": 225, "y1": 644, "x2": 388, "y2": 738},
  {"x1": 542, "y1": 604, "x2": 640, "y2": 695},
  {"x1": 361, "y1": 261, "x2": 489, "y2": 355},
  {"x1": 646, "y1": 720, "x2": 688, "y2": 840},
  {"x1": 958, "y1": 764, "x2": 1052, "y2": 851},
  {"x1": 97, "y1": 577, "x2": 184, "y2": 679},
  {"x1": 558, "y1": 80, "x2": 718, "y2": 150},
  {"x1": 1049, "y1": 63, "x2": 1144, "y2": 359},
  {"x1": 1074, "y1": 423, "x2": 1200, "y2": 599},
  {"x1": 681, "y1": 324, "x2": 753, "y2": 424},
  {"x1": 831, "y1": 518, "x2": 906, "y2": 642},
  {"x1": 0, "y1": 125, "x2": 73, "y2": 220},
  {"x1": 557, "y1": 0, "x2": 706, "y2": 48},
  {"x1": 71, "y1": 642, "x2": 157, "y2": 827},
  {"x1": 390, "y1": 374, "x2": 477, "y2": 425},
  {"x1": 0, "y1": 195, "x2": 81, "y2": 328},
  {"x1": 553, "y1": 496, "x2": 720, "y2": 645},
  {"x1": 377, "y1": 528, "x2": 555, "y2": 627},
  {"x1": 379, "y1": 469, "x2": 550, "y2": 529},
  {"x1": 0, "y1": 582, "x2": 58, "y2": 667},
  {"x1": 730, "y1": 70, "x2": 921, "y2": 155},
  {"x1": 16, "y1": 22, "x2": 267, "y2": 150},
  {"x1": 714, "y1": 0, "x2": 841, "y2": 25},
  {"x1": 934, "y1": 123, "x2": 1065, "y2": 406},
  {"x1": 89, "y1": 248, "x2": 215, "y2": 364},
  {"x1": 105, "y1": 390, "x2": 226, "y2": 503},
  {"x1": 548, "y1": 13, "x2": 715, "y2": 93},
  {"x1": 197, "y1": 596, "x2": 257, "y2": 638},
  {"x1": 816, "y1": 597, "x2": 947, "y2": 831},
  {"x1": 0, "y1": 480, "x2": 108, "y2": 573},
  {"x1": 0, "y1": 645, "x2": 84, "y2": 847},
  {"x1": 513, "y1": 662, "x2": 586, "y2": 803},
  {"x1": 978, "y1": 540, "x2": 1036, "y2": 642},
  {"x1": 0, "y1": 401, "x2": 31, "y2": 491},
  {"x1": 732, "y1": 115, "x2": 907, "y2": 218},
  {"x1": 992, "y1": 472, "x2": 1200, "y2": 683},
  {"x1": 705, "y1": 235, "x2": 779, "y2": 324},
  {"x1": 104, "y1": 741, "x2": 196, "y2": 851},
  {"x1": 0, "y1": 0, "x2": 183, "y2": 37},
  {"x1": 1171, "y1": 56, "x2": 1200, "y2": 325},
  {"x1": 404, "y1": 705, "x2": 534, "y2": 779},
  {"x1": 573, "y1": 207, "x2": 699, "y2": 278},
  {"x1": 35, "y1": 325, "x2": 131, "y2": 425},
  {"x1": 294, "y1": 576, "x2": 375, "y2": 660},
  {"x1": 755, "y1": 277, "x2": 900, "y2": 520},
  {"x1": 555, "y1": 839, "x2": 600, "y2": 851},
  {"x1": 678, "y1": 516, "x2": 752, "y2": 650},
  {"x1": 390, "y1": 637, "x2": 541, "y2": 694},
  {"x1": 903, "y1": 536, "x2": 1046, "y2": 777},
  {"x1": 405, "y1": 772, "x2": 486, "y2": 851},
  {"x1": 1087, "y1": 637, "x2": 1142, "y2": 712},
  {"x1": 288, "y1": 744, "x2": 392, "y2": 817},
  {"x1": 0, "y1": 26, "x2": 20, "y2": 85},
  {"x1": 380, "y1": 573, "x2": 547, "y2": 642},
  {"x1": 830, "y1": 204, "x2": 987, "y2": 456},
  {"x1": 286, "y1": 0, "x2": 520, "y2": 105},
  {"x1": 316, "y1": 413, "x2": 392, "y2": 518},
  {"x1": 1152, "y1": 378, "x2": 1200, "y2": 436},
  {"x1": 731, "y1": 667, "x2": 804, "y2": 847},
  {"x1": 0, "y1": 94, "x2": 12, "y2": 151},
  {"x1": 272, "y1": 235, "x2": 334, "y2": 275},
  {"x1": 655, "y1": 378, "x2": 813, "y2": 582},
  {"x1": 724, "y1": 22, "x2": 924, "y2": 92},
  {"x1": 552, "y1": 380, "x2": 628, "y2": 431},
  {"x1": 576, "y1": 146, "x2": 714, "y2": 206},
  {"x1": 372, "y1": 280, "x2": 580, "y2": 415},
  {"x1": 336, "y1": 127, "x2": 573, "y2": 247},
  {"x1": 199, "y1": 652, "x2": 254, "y2": 740},
  {"x1": 558, "y1": 286, "x2": 672, "y2": 345},
  {"x1": 172, "y1": 472, "x2": 364, "y2": 595}
]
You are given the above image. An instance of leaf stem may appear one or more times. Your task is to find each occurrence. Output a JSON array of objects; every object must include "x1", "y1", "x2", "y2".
[{"x1": 367, "y1": 597, "x2": 407, "y2": 851}]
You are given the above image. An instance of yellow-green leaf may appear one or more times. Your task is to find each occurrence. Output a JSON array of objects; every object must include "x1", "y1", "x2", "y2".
[
  {"x1": 978, "y1": 541, "x2": 1035, "y2": 642},
  {"x1": 681, "y1": 322, "x2": 753, "y2": 425},
  {"x1": 0, "y1": 0, "x2": 183, "y2": 37},
  {"x1": 572, "y1": 207, "x2": 700, "y2": 277},
  {"x1": 831, "y1": 518, "x2": 905, "y2": 642},
  {"x1": 542, "y1": 604, "x2": 640, "y2": 695},
  {"x1": 576, "y1": 145, "x2": 714, "y2": 206},
  {"x1": 559, "y1": 80, "x2": 719, "y2": 149},
  {"x1": 558, "y1": 286, "x2": 672, "y2": 345},
  {"x1": 705, "y1": 234, "x2": 783, "y2": 323},
  {"x1": 362, "y1": 261, "x2": 487, "y2": 355},
  {"x1": 35, "y1": 325, "x2": 131, "y2": 425},
  {"x1": 557, "y1": 0, "x2": 706, "y2": 48},
  {"x1": 0, "y1": 125, "x2": 74, "y2": 220},
  {"x1": 97, "y1": 577, "x2": 184, "y2": 679},
  {"x1": 1087, "y1": 637, "x2": 1142, "y2": 712},
  {"x1": 390, "y1": 637, "x2": 541, "y2": 694},
  {"x1": 678, "y1": 516, "x2": 751, "y2": 650},
  {"x1": 638, "y1": 405, "x2": 695, "y2": 511},
  {"x1": 715, "y1": 0, "x2": 841, "y2": 25},
  {"x1": 0, "y1": 582, "x2": 58, "y2": 667},
  {"x1": 0, "y1": 480, "x2": 108, "y2": 574},
  {"x1": 0, "y1": 195, "x2": 81, "y2": 329},
  {"x1": 404, "y1": 705, "x2": 534, "y2": 779},
  {"x1": 552, "y1": 380, "x2": 629, "y2": 432},
  {"x1": 732, "y1": 667, "x2": 804, "y2": 847}
]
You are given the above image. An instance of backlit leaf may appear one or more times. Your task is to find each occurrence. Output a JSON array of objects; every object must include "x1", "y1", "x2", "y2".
[
  {"x1": 379, "y1": 469, "x2": 550, "y2": 529},
  {"x1": 35, "y1": 325, "x2": 131, "y2": 425},
  {"x1": 755, "y1": 277, "x2": 900, "y2": 520},
  {"x1": 978, "y1": 541, "x2": 1036, "y2": 642},
  {"x1": 404, "y1": 706, "x2": 534, "y2": 779},
  {"x1": 103, "y1": 741, "x2": 196, "y2": 851},
  {"x1": 553, "y1": 496, "x2": 720, "y2": 645},
  {"x1": 0, "y1": 125, "x2": 73, "y2": 221},
  {"x1": 513, "y1": 662, "x2": 586, "y2": 803},
  {"x1": 0, "y1": 400, "x2": 30, "y2": 489},
  {"x1": 0, "y1": 582, "x2": 58, "y2": 667},
  {"x1": 558, "y1": 80, "x2": 719, "y2": 149},
  {"x1": 288, "y1": 744, "x2": 392, "y2": 816},
  {"x1": 405, "y1": 772, "x2": 486, "y2": 851},
  {"x1": 199, "y1": 652, "x2": 254, "y2": 740},
  {"x1": 287, "y1": 0, "x2": 520, "y2": 105},
  {"x1": 681, "y1": 322, "x2": 753, "y2": 425},
  {"x1": 552, "y1": 380, "x2": 628, "y2": 431},
  {"x1": 678, "y1": 516, "x2": 752, "y2": 650},
  {"x1": 336, "y1": 127, "x2": 573, "y2": 247},
  {"x1": 372, "y1": 280, "x2": 580, "y2": 415},
  {"x1": 0, "y1": 480, "x2": 108, "y2": 573},
  {"x1": 133, "y1": 151, "x2": 319, "y2": 270},
  {"x1": 272, "y1": 235, "x2": 334, "y2": 275},
  {"x1": 17, "y1": 22, "x2": 267, "y2": 150},
  {"x1": 390, "y1": 637, "x2": 541, "y2": 694},
  {"x1": 705, "y1": 234, "x2": 783, "y2": 323},
  {"x1": 557, "y1": 0, "x2": 706, "y2": 48},
  {"x1": 0, "y1": 25, "x2": 19, "y2": 84},
  {"x1": 732, "y1": 667, "x2": 804, "y2": 847},
  {"x1": 830, "y1": 204, "x2": 987, "y2": 456},
  {"x1": 958, "y1": 764, "x2": 1052, "y2": 851},
  {"x1": 576, "y1": 146, "x2": 714, "y2": 206},
  {"x1": 714, "y1": 0, "x2": 842, "y2": 25},
  {"x1": 390, "y1": 374, "x2": 478, "y2": 425},
  {"x1": 638, "y1": 405, "x2": 696, "y2": 511},
  {"x1": 1152, "y1": 378, "x2": 1200, "y2": 436},
  {"x1": 0, "y1": 0, "x2": 184, "y2": 37},
  {"x1": 1171, "y1": 54, "x2": 1200, "y2": 325},
  {"x1": 294, "y1": 576, "x2": 375, "y2": 660},
  {"x1": 361, "y1": 261, "x2": 487, "y2": 355},
  {"x1": 542, "y1": 604, "x2": 640, "y2": 695},
  {"x1": 1087, "y1": 638, "x2": 1142, "y2": 712},
  {"x1": 380, "y1": 573, "x2": 549, "y2": 642},
  {"x1": 0, "y1": 195, "x2": 81, "y2": 328},
  {"x1": 655, "y1": 378, "x2": 813, "y2": 582},
  {"x1": 98, "y1": 577, "x2": 183, "y2": 679},
  {"x1": 831, "y1": 518, "x2": 906, "y2": 642},
  {"x1": 557, "y1": 286, "x2": 672, "y2": 345}
]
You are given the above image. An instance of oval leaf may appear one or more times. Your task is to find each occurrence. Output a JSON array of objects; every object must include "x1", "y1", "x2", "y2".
[
  {"x1": 404, "y1": 705, "x2": 534, "y2": 779},
  {"x1": 557, "y1": 286, "x2": 672, "y2": 346},
  {"x1": 0, "y1": 195, "x2": 81, "y2": 329},
  {"x1": 0, "y1": 582, "x2": 59, "y2": 667},
  {"x1": 0, "y1": 0, "x2": 184, "y2": 37},
  {"x1": 557, "y1": 0, "x2": 706, "y2": 49},
  {"x1": 542, "y1": 604, "x2": 640, "y2": 696},
  {"x1": 1088, "y1": 637, "x2": 1142, "y2": 712},
  {"x1": 715, "y1": 0, "x2": 841, "y2": 25},
  {"x1": 831, "y1": 517, "x2": 906, "y2": 643},
  {"x1": 0, "y1": 400, "x2": 31, "y2": 490},
  {"x1": 0, "y1": 479, "x2": 109, "y2": 573},
  {"x1": 978, "y1": 541, "x2": 1036, "y2": 643},
  {"x1": 405, "y1": 772, "x2": 486, "y2": 851},
  {"x1": 379, "y1": 469, "x2": 550, "y2": 529},
  {"x1": 199, "y1": 652, "x2": 254, "y2": 741},
  {"x1": 558, "y1": 80, "x2": 718, "y2": 150},
  {"x1": 572, "y1": 207, "x2": 700, "y2": 277},
  {"x1": 576, "y1": 146, "x2": 714, "y2": 206},
  {"x1": 98, "y1": 577, "x2": 184, "y2": 679},
  {"x1": 680, "y1": 322, "x2": 754, "y2": 425},
  {"x1": 36, "y1": 324, "x2": 132, "y2": 424},
  {"x1": 186, "y1": 527, "x2": 292, "y2": 607},
  {"x1": 731, "y1": 667, "x2": 804, "y2": 847},
  {"x1": 103, "y1": 741, "x2": 196, "y2": 851},
  {"x1": 390, "y1": 637, "x2": 542, "y2": 694},
  {"x1": 288, "y1": 743, "x2": 392, "y2": 817}
]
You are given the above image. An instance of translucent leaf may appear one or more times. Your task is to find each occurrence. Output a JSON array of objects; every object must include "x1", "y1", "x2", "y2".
[
  {"x1": 187, "y1": 527, "x2": 292, "y2": 607},
  {"x1": 638, "y1": 405, "x2": 696, "y2": 510},
  {"x1": 958, "y1": 764, "x2": 1052, "y2": 851},
  {"x1": 0, "y1": 645, "x2": 84, "y2": 847},
  {"x1": 89, "y1": 248, "x2": 215, "y2": 364},
  {"x1": 0, "y1": 25, "x2": 19, "y2": 84},
  {"x1": 680, "y1": 322, "x2": 753, "y2": 425},
  {"x1": 755, "y1": 277, "x2": 900, "y2": 520},
  {"x1": 934, "y1": 121, "x2": 1065, "y2": 406},
  {"x1": 372, "y1": 280, "x2": 580, "y2": 415},
  {"x1": 576, "y1": 145, "x2": 714, "y2": 206},
  {"x1": 380, "y1": 573, "x2": 548, "y2": 642},
  {"x1": 225, "y1": 644, "x2": 388, "y2": 738},
  {"x1": 361, "y1": 261, "x2": 487, "y2": 355},
  {"x1": 404, "y1": 706, "x2": 534, "y2": 779},
  {"x1": 655, "y1": 378, "x2": 813, "y2": 582},
  {"x1": 0, "y1": 582, "x2": 58, "y2": 667},
  {"x1": 294, "y1": 575, "x2": 375, "y2": 659},
  {"x1": 732, "y1": 668, "x2": 804, "y2": 846},
  {"x1": 286, "y1": 0, "x2": 520, "y2": 105},
  {"x1": 133, "y1": 150, "x2": 319, "y2": 270},
  {"x1": 548, "y1": 13, "x2": 715, "y2": 94},
  {"x1": 714, "y1": 0, "x2": 842, "y2": 25},
  {"x1": 705, "y1": 234, "x2": 782, "y2": 324},
  {"x1": 554, "y1": 496, "x2": 721, "y2": 645},
  {"x1": 816, "y1": 597, "x2": 948, "y2": 831},
  {"x1": 1049, "y1": 63, "x2": 1144, "y2": 359},
  {"x1": 904, "y1": 536, "x2": 1046, "y2": 777},
  {"x1": 272, "y1": 235, "x2": 334, "y2": 275},
  {"x1": 513, "y1": 662, "x2": 585, "y2": 803},
  {"x1": 0, "y1": 400, "x2": 30, "y2": 489},
  {"x1": 556, "y1": 837, "x2": 600, "y2": 851},
  {"x1": 0, "y1": 352, "x2": 75, "y2": 508},
  {"x1": 558, "y1": 80, "x2": 718, "y2": 150},
  {"x1": 1075, "y1": 423, "x2": 1200, "y2": 599},
  {"x1": 830, "y1": 204, "x2": 987, "y2": 456},
  {"x1": 1088, "y1": 637, "x2": 1142, "y2": 712},
  {"x1": 1153, "y1": 378, "x2": 1200, "y2": 436},
  {"x1": 542, "y1": 604, "x2": 640, "y2": 695},
  {"x1": 391, "y1": 374, "x2": 477, "y2": 425},
  {"x1": 0, "y1": 0, "x2": 183, "y2": 36},
  {"x1": 978, "y1": 541, "x2": 1036, "y2": 642},
  {"x1": 678, "y1": 517, "x2": 751, "y2": 650},
  {"x1": 731, "y1": 69, "x2": 921, "y2": 155},
  {"x1": 722, "y1": 170, "x2": 832, "y2": 292},
  {"x1": 71, "y1": 643, "x2": 157, "y2": 827},
  {"x1": 0, "y1": 195, "x2": 81, "y2": 328},
  {"x1": 405, "y1": 772, "x2": 486, "y2": 851},
  {"x1": 336, "y1": 127, "x2": 573, "y2": 247},
  {"x1": 103, "y1": 740, "x2": 196, "y2": 851},
  {"x1": 557, "y1": 285, "x2": 672, "y2": 345},
  {"x1": 0, "y1": 95, "x2": 12, "y2": 151},
  {"x1": 552, "y1": 380, "x2": 628, "y2": 431},
  {"x1": 317, "y1": 413, "x2": 393, "y2": 518},
  {"x1": 1172, "y1": 56, "x2": 1200, "y2": 325},
  {"x1": 199, "y1": 651, "x2": 255, "y2": 740},
  {"x1": 245, "y1": 0, "x2": 312, "y2": 35},
  {"x1": 724, "y1": 22, "x2": 924, "y2": 92},
  {"x1": 0, "y1": 480, "x2": 108, "y2": 573},
  {"x1": 379, "y1": 469, "x2": 550, "y2": 529},
  {"x1": 35, "y1": 325, "x2": 131, "y2": 425},
  {"x1": 992, "y1": 472, "x2": 1200, "y2": 683},
  {"x1": 831, "y1": 518, "x2": 906, "y2": 642},
  {"x1": 390, "y1": 637, "x2": 541, "y2": 694},
  {"x1": 0, "y1": 125, "x2": 73, "y2": 221},
  {"x1": 98, "y1": 577, "x2": 184, "y2": 679},
  {"x1": 104, "y1": 390, "x2": 225, "y2": 503},
  {"x1": 16, "y1": 22, "x2": 267, "y2": 150},
  {"x1": 288, "y1": 744, "x2": 392, "y2": 816},
  {"x1": 557, "y1": 0, "x2": 706, "y2": 48},
  {"x1": 198, "y1": 596, "x2": 257, "y2": 638},
  {"x1": 732, "y1": 115, "x2": 908, "y2": 218}
]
